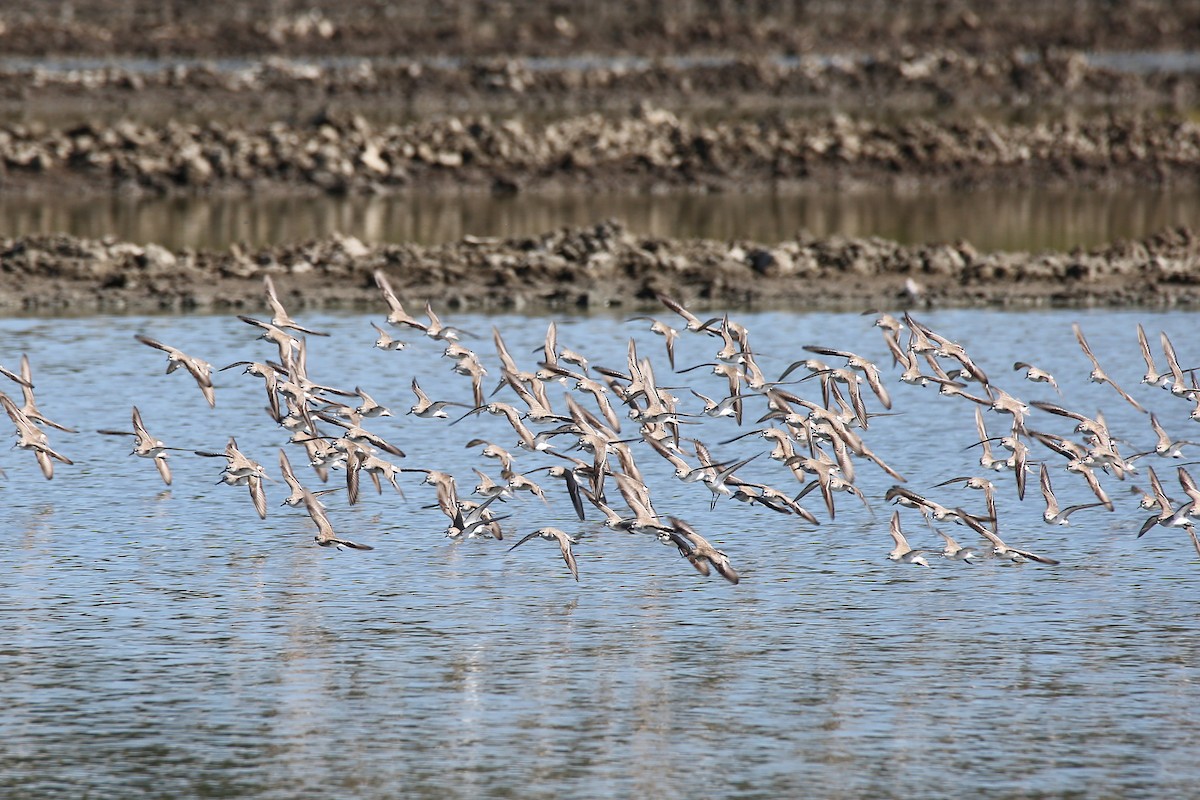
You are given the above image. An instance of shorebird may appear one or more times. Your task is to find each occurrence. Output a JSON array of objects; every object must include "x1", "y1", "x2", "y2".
[
  {"x1": 903, "y1": 312, "x2": 940, "y2": 355},
  {"x1": 1072, "y1": 322, "x2": 1145, "y2": 412},
  {"x1": 1160, "y1": 330, "x2": 1197, "y2": 399},
  {"x1": 445, "y1": 493, "x2": 510, "y2": 539},
  {"x1": 370, "y1": 322, "x2": 407, "y2": 351},
  {"x1": 409, "y1": 378, "x2": 468, "y2": 419},
  {"x1": 195, "y1": 437, "x2": 269, "y2": 519},
  {"x1": 690, "y1": 387, "x2": 742, "y2": 420},
  {"x1": 865, "y1": 310, "x2": 904, "y2": 360},
  {"x1": 601, "y1": 473, "x2": 670, "y2": 536},
  {"x1": 508, "y1": 527, "x2": 580, "y2": 581},
  {"x1": 790, "y1": 455, "x2": 869, "y2": 520},
  {"x1": 0, "y1": 393, "x2": 73, "y2": 479},
  {"x1": 471, "y1": 468, "x2": 513, "y2": 501},
  {"x1": 929, "y1": 334, "x2": 990, "y2": 387},
  {"x1": 134, "y1": 334, "x2": 216, "y2": 408},
  {"x1": 491, "y1": 325, "x2": 540, "y2": 389},
  {"x1": 986, "y1": 386, "x2": 1031, "y2": 426},
  {"x1": 1136, "y1": 323, "x2": 1169, "y2": 388},
  {"x1": 885, "y1": 486, "x2": 960, "y2": 523},
  {"x1": 1013, "y1": 361, "x2": 1061, "y2": 394},
  {"x1": 647, "y1": 435, "x2": 742, "y2": 486},
  {"x1": 525, "y1": 464, "x2": 587, "y2": 520},
  {"x1": 465, "y1": 437, "x2": 517, "y2": 472},
  {"x1": 1136, "y1": 413, "x2": 1200, "y2": 460},
  {"x1": 803, "y1": 345, "x2": 892, "y2": 409},
  {"x1": 503, "y1": 468, "x2": 550, "y2": 504},
  {"x1": 884, "y1": 337, "x2": 927, "y2": 386},
  {"x1": 351, "y1": 387, "x2": 392, "y2": 419},
  {"x1": 536, "y1": 320, "x2": 589, "y2": 374},
  {"x1": 1137, "y1": 465, "x2": 1200, "y2": 543},
  {"x1": 0, "y1": 361, "x2": 31, "y2": 391},
  {"x1": 262, "y1": 274, "x2": 329, "y2": 336},
  {"x1": 927, "y1": 376, "x2": 992, "y2": 405},
  {"x1": 1030, "y1": 401, "x2": 1111, "y2": 442},
  {"x1": 237, "y1": 315, "x2": 302, "y2": 364},
  {"x1": 626, "y1": 315, "x2": 680, "y2": 369},
  {"x1": 97, "y1": 405, "x2": 187, "y2": 485},
  {"x1": 423, "y1": 301, "x2": 469, "y2": 342},
  {"x1": 692, "y1": 441, "x2": 761, "y2": 509},
  {"x1": 373, "y1": 270, "x2": 428, "y2": 332},
  {"x1": 934, "y1": 475, "x2": 996, "y2": 495},
  {"x1": 1039, "y1": 464, "x2": 1105, "y2": 526},
  {"x1": 933, "y1": 475, "x2": 998, "y2": 530},
  {"x1": 314, "y1": 411, "x2": 406, "y2": 459},
  {"x1": 219, "y1": 360, "x2": 282, "y2": 421},
  {"x1": 886, "y1": 511, "x2": 930, "y2": 567},
  {"x1": 656, "y1": 292, "x2": 721, "y2": 335},
  {"x1": 279, "y1": 448, "x2": 311, "y2": 507},
  {"x1": 547, "y1": 367, "x2": 622, "y2": 431},
  {"x1": 450, "y1": 352, "x2": 489, "y2": 409},
  {"x1": 729, "y1": 482, "x2": 821, "y2": 523},
  {"x1": 301, "y1": 486, "x2": 373, "y2": 551},
  {"x1": 969, "y1": 408, "x2": 1026, "y2": 492},
  {"x1": 15, "y1": 355, "x2": 75, "y2": 432},
  {"x1": 936, "y1": 529, "x2": 978, "y2": 563},
  {"x1": 665, "y1": 517, "x2": 740, "y2": 583},
  {"x1": 349, "y1": 446, "x2": 405, "y2": 500},
  {"x1": 960, "y1": 514, "x2": 1060, "y2": 565}
]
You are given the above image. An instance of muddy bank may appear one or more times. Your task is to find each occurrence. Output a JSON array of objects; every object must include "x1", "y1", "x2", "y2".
[
  {"x1": 1, "y1": 112, "x2": 1198, "y2": 198},
  {"x1": 1, "y1": 1, "x2": 1198, "y2": 59},
  {"x1": 2, "y1": 223, "x2": 1198, "y2": 315},
  {"x1": 2, "y1": 51, "x2": 1188, "y2": 127}
]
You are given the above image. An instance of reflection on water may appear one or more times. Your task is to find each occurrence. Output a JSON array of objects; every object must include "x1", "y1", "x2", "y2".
[
  {"x1": 0, "y1": 308, "x2": 1197, "y2": 798},
  {"x1": 0, "y1": 187, "x2": 1195, "y2": 252}
]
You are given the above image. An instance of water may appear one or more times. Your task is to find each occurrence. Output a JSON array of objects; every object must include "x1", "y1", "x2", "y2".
[
  {"x1": 0, "y1": 306, "x2": 1196, "y2": 798},
  {"x1": 1, "y1": 186, "x2": 1197, "y2": 253}
]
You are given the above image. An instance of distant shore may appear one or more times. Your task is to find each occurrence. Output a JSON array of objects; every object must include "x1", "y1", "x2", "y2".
[
  {"x1": 2, "y1": 1, "x2": 1198, "y2": 59},
  {"x1": 2, "y1": 223, "x2": 1196, "y2": 315},
  {"x1": 0, "y1": 113, "x2": 1198, "y2": 199}
]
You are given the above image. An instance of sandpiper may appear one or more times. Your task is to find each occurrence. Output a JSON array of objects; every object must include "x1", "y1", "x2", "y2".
[
  {"x1": 134, "y1": 334, "x2": 216, "y2": 408},
  {"x1": 508, "y1": 527, "x2": 580, "y2": 581},
  {"x1": 886, "y1": 511, "x2": 930, "y2": 567}
]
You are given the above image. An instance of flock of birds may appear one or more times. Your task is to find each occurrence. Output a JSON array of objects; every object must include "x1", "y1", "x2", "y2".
[{"x1": 2, "y1": 272, "x2": 1200, "y2": 583}]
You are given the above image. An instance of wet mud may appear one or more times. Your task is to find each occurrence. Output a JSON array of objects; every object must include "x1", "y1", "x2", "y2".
[{"x1": 3, "y1": 223, "x2": 1197, "y2": 315}]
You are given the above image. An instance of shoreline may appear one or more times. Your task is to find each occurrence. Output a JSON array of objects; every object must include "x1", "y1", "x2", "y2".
[{"x1": 2, "y1": 223, "x2": 1197, "y2": 316}]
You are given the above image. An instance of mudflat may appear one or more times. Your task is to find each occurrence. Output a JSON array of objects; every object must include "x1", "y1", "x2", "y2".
[{"x1": 2, "y1": 223, "x2": 1196, "y2": 315}]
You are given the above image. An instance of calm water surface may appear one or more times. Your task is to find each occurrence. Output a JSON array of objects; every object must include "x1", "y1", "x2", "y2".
[
  {"x1": 0, "y1": 187, "x2": 1196, "y2": 253},
  {"x1": 0, "y1": 307, "x2": 1197, "y2": 798}
]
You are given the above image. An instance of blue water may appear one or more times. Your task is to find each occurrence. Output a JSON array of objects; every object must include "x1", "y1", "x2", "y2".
[{"x1": 0, "y1": 307, "x2": 1196, "y2": 798}]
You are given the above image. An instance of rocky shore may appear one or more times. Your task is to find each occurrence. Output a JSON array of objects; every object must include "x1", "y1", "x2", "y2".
[
  {"x1": 3, "y1": 223, "x2": 1198, "y2": 314},
  {"x1": 1, "y1": 111, "x2": 1198, "y2": 198}
]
